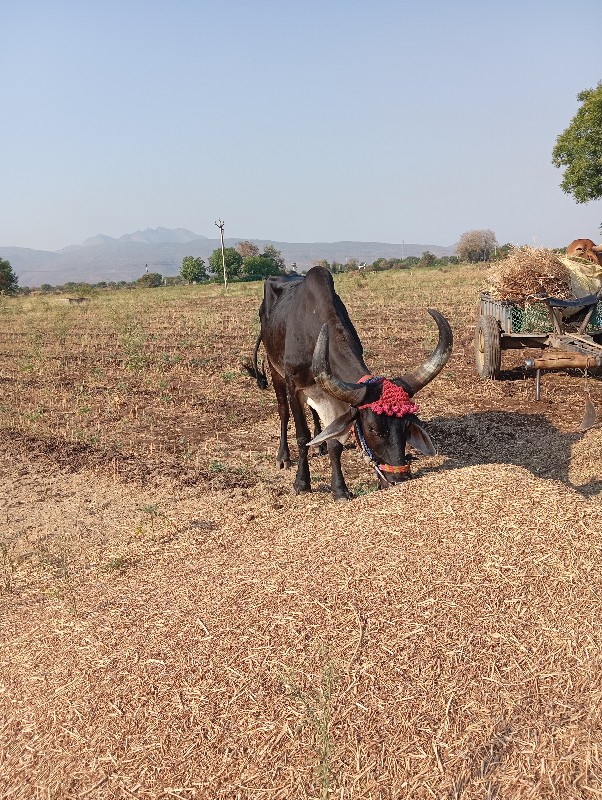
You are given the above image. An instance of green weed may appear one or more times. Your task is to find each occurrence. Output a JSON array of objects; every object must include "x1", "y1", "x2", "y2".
[
  {"x1": 99, "y1": 556, "x2": 131, "y2": 573},
  {"x1": 284, "y1": 648, "x2": 340, "y2": 799}
]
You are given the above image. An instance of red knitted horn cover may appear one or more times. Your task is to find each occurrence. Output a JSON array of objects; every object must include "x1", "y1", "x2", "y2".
[{"x1": 357, "y1": 376, "x2": 419, "y2": 418}]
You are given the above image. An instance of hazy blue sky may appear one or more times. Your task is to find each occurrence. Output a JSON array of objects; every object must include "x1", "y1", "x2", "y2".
[{"x1": 2, "y1": 0, "x2": 601, "y2": 251}]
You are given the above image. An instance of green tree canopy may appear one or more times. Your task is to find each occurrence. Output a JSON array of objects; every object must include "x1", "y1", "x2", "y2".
[
  {"x1": 137, "y1": 272, "x2": 163, "y2": 287},
  {"x1": 552, "y1": 82, "x2": 602, "y2": 205},
  {"x1": 262, "y1": 244, "x2": 286, "y2": 272},
  {"x1": 181, "y1": 256, "x2": 207, "y2": 283},
  {"x1": 238, "y1": 244, "x2": 287, "y2": 281},
  {"x1": 63, "y1": 281, "x2": 94, "y2": 296},
  {"x1": 419, "y1": 251, "x2": 437, "y2": 268},
  {"x1": 242, "y1": 255, "x2": 283, "y2": 280},
  {"x1": 0, "y1": 258, "x2": 19, "y2": 295},
  {"x1": 209, "y1": 247, "x2": 243, "y2": 280}
]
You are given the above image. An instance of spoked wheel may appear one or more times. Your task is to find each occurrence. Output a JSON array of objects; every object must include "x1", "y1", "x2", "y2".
[{"x1": 475, "y1": 315, "x2": 502, "y2": 378}]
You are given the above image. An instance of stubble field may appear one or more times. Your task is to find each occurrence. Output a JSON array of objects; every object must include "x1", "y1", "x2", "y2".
[{"x1": 1, "y1": 265, "x2": 602, "y2": 799}]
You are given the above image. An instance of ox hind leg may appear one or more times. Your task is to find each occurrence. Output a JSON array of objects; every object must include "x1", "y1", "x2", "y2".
[{"x1": 269, "y1": 365, "x2": 292, "y2": 469}]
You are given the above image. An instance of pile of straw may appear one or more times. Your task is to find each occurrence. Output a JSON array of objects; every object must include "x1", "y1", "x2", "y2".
[
  {"x1": 488, "y1": 246, "x2": 573, "y2": 303},
  {"x1": 3, "y1": 459, "x2": 602, "y2": 798}
]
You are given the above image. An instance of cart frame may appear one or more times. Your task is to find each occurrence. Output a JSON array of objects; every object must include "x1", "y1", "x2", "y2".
[{"x1": 475, "y1": 290, "x2": 602, "y2": 398}]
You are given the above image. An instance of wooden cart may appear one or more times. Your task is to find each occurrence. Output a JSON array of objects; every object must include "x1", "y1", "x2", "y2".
[{"x1": 475, "y1": 290, "x2": 602, "y2": 399}]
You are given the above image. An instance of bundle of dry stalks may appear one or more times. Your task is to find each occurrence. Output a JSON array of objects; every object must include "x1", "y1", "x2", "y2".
[{"x1": 488, "y1": 245, "x2": 574, "y2": 303}]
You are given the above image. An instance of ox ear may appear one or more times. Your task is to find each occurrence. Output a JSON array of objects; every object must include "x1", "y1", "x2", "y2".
[
  {"x1": 307, "y1": 408, "x2": 358, "y2": 447},
  {"x1": 407, "y1": 419, "x2": 436, "y2": 456}
]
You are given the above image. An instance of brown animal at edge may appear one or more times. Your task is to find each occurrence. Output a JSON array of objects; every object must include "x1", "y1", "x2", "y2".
[{"x1": 566, "y1": 239, "x2": 602, "y2": 266}]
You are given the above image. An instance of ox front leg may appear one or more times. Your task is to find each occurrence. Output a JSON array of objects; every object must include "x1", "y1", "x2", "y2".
[
  {"x1": 270, "y1": 367, "x2": 291, "y2": 469},
  {"x1": 328, "y1": 439, "x2": 352, "y2": 501},
  {"x1": 310, "y1": 408, "x2": 328, "y2": 456},
  {"x1": 287, "y1": 384, "x2": 312, "y2": 494}
]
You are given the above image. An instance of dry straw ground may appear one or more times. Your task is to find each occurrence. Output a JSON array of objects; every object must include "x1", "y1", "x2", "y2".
[{"x1": 1, "y1": 265, "x2": 602, "y2": 799}]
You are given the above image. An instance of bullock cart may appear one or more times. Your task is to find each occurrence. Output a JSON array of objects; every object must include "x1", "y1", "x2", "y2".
[{"x1": 475, "y1": 289, "x2": 602, "y2": 399}]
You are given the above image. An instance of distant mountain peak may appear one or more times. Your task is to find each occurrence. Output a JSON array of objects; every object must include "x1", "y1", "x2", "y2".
[
  {"x1": 82, "y1": 227, "x2": 206, "y2": 247},
  {"x1": 119, "y1": 227, "x2": 206, "y2": 244},
  {"x1": 82, "y1": 233, "x2": 116, "y2": 247}
]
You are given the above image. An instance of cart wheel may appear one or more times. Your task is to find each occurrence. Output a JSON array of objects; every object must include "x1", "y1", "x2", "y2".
[{"x1": 475, "y1": 315, "x2": 502, "y2": 378}]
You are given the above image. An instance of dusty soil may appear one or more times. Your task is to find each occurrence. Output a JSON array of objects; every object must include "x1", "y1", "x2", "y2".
[{"x1": 2, "y1": 268, "x2": 602, "y2": 798}]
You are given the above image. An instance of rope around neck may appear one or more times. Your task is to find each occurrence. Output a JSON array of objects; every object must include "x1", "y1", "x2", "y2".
[{"x1": 352, "y1": 417, "x2": 411, "y2": 484}]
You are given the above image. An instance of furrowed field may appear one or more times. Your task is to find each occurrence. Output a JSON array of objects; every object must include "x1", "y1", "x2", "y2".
[{"x1": 2, "y1": 264, "x2": 602, "y2": 799}]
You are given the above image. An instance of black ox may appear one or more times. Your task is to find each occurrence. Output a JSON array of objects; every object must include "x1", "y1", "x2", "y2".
[{"x1": 245, "y1": 266, "x2": 453, "y2": 501}]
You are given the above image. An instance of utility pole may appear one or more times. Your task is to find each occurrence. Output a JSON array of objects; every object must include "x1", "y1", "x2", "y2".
[{"x1": 215, "y1": 218, "x2": 227, "y2": 290}]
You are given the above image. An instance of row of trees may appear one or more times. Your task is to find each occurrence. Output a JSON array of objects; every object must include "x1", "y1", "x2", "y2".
[
  {"x1": 37, "y1": 275, "x2": 185, "y2": 293},
  {"x1": 180, "y1": 241, "x2": 287, "y2": 283},
  {"x1": 314, "y1": 233, "x2": 516, "y2": 271},
  {"x1": 313, "y1": 253, "x2": 459, "y2": 273},
  {"x1": 185, "y1": 232, "x2": 519, "y2": 279}
]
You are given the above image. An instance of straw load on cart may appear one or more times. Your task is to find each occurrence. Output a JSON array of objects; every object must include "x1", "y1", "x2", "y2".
[{"x1": 485, "y1": 245, "x2": 602, "y2": 331}]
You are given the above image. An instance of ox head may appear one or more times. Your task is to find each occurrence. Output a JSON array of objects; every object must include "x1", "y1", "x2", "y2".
[
  {"x1": 309, "y1": 310, "x2": 453, "y2": 487},
  {"x1": 566, "y1": 239, "x2": 602, "y2": 267}
]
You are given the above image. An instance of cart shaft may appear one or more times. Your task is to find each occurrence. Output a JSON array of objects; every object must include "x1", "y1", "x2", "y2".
[{"x1": 525, "y1": 353, "x2": 602, "y2": 370}]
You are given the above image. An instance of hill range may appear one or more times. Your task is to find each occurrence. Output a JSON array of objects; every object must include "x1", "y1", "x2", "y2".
[{"x1": 1, "y1": 227, "x2": 457, "y2": 287}]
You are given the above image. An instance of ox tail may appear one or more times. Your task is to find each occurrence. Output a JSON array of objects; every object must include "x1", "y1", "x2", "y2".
[{"x1": 241, "y1": 334, "x2": 269, "y2": 389}]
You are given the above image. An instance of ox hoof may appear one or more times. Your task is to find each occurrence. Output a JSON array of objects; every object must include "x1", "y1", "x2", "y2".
[{"x1": 276, "y1": 459, "x2": 292, "y2": 470}]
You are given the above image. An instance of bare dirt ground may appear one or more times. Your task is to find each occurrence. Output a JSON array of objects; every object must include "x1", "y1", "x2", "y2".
[{"x1": 2, "y1": 267, "x2": 602, "y2": 798}]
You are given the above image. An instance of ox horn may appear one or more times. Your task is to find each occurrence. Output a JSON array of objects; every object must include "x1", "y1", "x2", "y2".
[
  {"x1": 312, "y1": 324, "x2": 370, "y2": 405},
  {"x1": 592, "y1": 243, "x2": 602, "y2": 253},
  {"x1": 394, "y1": 309, "x2": 453, "y2": 396}
]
